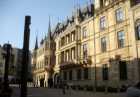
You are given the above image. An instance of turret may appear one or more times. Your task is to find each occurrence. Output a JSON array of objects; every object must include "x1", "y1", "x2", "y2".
[
  {"x1": 34, "y1": 36, "x2": 38, "y2": 50},
  {"x1": 47, "y1": 17, "x2": 52, "y2": 48},
  {"x1": 47, "y1": 17, "x2": 52, "y2": 41},
  {"x1": 75, "y1": 8, "x2": 83, "y2": 25}
]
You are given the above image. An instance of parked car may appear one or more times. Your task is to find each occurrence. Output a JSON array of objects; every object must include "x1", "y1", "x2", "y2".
[{"x1": 126, "y1": 82, "x2": 140, "y2": 97}]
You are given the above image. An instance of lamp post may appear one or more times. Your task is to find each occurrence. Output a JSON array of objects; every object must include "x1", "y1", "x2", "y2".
[
  {"x1": 20, "y1": 16, "x2": 31, "y2": 97},
  {"x1": 3, "y1": 43, "x2": 12, "y2": 91}
]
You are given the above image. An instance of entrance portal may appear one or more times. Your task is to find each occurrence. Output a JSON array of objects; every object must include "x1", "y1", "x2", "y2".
[
  {"x1": 40, "y1": 78, "x2": 44, "y2": 87},
  {"x1": 53, "y1": 73, "x2": 60, "y2": 87}
]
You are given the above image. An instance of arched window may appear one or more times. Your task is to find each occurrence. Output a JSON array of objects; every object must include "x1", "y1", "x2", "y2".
[{"x1": 135, "y1": 19, "x2": 140, "y2": 40}]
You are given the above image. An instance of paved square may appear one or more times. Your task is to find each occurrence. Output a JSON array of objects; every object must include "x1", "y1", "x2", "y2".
[{"x1": 12, "y1": 87, "x2": 126, "y2": 97}]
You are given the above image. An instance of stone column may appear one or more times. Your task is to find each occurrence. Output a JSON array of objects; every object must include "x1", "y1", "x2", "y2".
[{"x1": 45, "y1": 72, "x2": 48, "y2": 87}]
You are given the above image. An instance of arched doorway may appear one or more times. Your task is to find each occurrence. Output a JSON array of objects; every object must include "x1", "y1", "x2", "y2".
[
  {"x1": 40, "y1": 78, "x2": 45, "y2": 87},
  {"x1": 53, "y1": 73, "x2": 60, "y2": 88}
]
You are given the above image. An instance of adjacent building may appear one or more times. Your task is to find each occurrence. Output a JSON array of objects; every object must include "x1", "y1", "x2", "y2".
[
  {"x1": 0, "y1": 43, "x2": 32, "y2": 82},
  {"x1": 0, "y1": 45, "x2": 5, "y2": 79}
]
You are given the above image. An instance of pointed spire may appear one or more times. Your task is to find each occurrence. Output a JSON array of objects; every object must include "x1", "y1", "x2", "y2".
[
  {"x1": 77, "y1": 7, "x2": 83, "y2": 20},
  {"x1": 86, "y1": 1, "x2": 90, "y2": 12},
  {"x1": 89, "y1": 0, "x2": 92, "y2": 4},
  {"x1": 86, "y1": 1, "x2": 91, "y2": 16},
  {"x1": 45, "y1": 34, "x2": 47, "y2": 40},
  {"x1": 66, "y1": 16, "x2": 69, "y2": 25},
  {"x1": 47, "y1": 16, "x2": 52, "y2": 40},
  {"x1": 34, "y1": 35, "x2": 38, "y2": 50}
]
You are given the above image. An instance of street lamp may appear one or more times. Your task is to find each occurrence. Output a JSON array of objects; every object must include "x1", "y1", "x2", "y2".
[{"x1": 3, "y1": 43, "x2": 12, "y2": 91}]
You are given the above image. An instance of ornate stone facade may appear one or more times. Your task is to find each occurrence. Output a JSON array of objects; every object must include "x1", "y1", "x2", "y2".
[
  {"x1": 32, "y1": 0, "x2": 140, "y2": 88},
  {"x1": 32, "y1": 20, "x2": 56, "y2": 87},
  {"x1": 53, "y1": 0, "x2": 140, "y2": 88}
]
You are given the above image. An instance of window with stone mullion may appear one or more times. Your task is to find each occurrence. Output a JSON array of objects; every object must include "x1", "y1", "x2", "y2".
[
  {"x1": 61, "y1": 52, "x2": 64, "y2": 63},
  {"x1": 101, "y1": 37, "x2": 107, "y2": 52},
  {"x1": 116, "y1": 8, "x2": 124, "y2": 22},
  {"x1": 83, "y1": 44, "x2": 88, "y2": 59},
  {"x1": 136, "y1": 24, "x2": 140, "y2": 40},
  {"x1": 71, "y1": 48, "x2": 75, "y2": 60},
  {"x1": 71, "y1": 31, "x2": 75, "y2": 42},
  {"x1": 117, "y1": 31, "x2": 125, "y2": 48},
  {"x1": 82, "y1": 27, "x2": 87, "y2": 38},
  {"x1": 100, "y1": 16, "x2": 106, "y2": 30}
]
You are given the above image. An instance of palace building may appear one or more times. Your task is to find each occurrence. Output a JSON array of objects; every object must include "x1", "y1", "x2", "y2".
[
  {"x1": 32, "y1": 20, "x2": 56, "y2": 87},
  {"x1": 53, "y1": 0, "x2": 140, "y2": 88},
  {"x1": 53, "y1": 4, "x2": 95, "y2": 87},
  {"x1": 32, "y1": 0, "x2": 140, "y2": 88}
]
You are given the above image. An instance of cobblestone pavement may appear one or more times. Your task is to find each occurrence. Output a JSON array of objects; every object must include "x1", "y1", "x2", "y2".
[{"x1": 12, "y1": 87, "x2": 126, "y2": 97}]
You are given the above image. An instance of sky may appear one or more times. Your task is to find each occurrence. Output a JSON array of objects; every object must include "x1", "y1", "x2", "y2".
[{"x1": 0, "y1": 0, "x2": 93, "y2": 50}]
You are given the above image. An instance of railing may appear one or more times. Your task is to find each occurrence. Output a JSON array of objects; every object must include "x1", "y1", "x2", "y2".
[
  {"x1": 77, "y1": 56, "x2": 92, "y2": 66},
  {"x1": 59, "y1": 56, "x2": 92, "y2": 68}
]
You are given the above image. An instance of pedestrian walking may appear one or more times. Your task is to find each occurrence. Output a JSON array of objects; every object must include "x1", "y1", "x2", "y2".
[
  {"x1": 62, "y1": 84, "x2": 66, "y2": 95},
  {"x1": 68, "y1": 82, "x2": 73, "y2": 95},
  {"x1": 61, "y1": 81, "x2": 66, "y2": 95}
]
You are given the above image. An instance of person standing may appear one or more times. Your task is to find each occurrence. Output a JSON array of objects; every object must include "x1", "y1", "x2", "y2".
[{"x1": 62, "y1": 84, "x2": 66, "y2": 95}]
